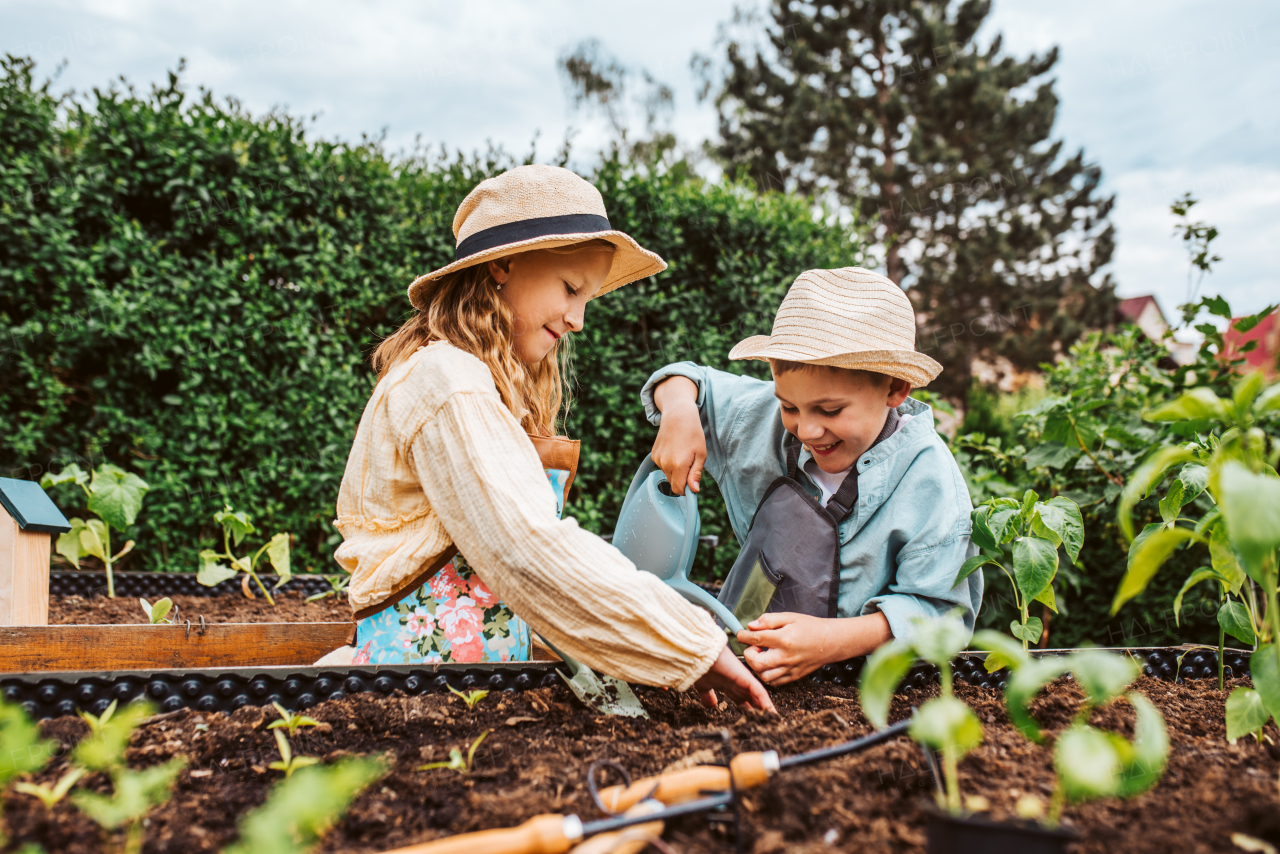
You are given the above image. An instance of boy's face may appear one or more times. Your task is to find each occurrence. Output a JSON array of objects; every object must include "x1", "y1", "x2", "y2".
[{"x1": 773, "y1": 366, "x2": 912, "y2": 473}]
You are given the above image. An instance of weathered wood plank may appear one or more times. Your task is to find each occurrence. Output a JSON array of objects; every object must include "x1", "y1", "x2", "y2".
[{"x1": 0, "y1": 622, "x2": 354, "y2": 672}]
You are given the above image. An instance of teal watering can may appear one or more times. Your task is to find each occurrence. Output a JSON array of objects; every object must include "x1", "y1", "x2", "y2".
[{"x1": 612, "y1": 457, "x2": 745, "y2": 634}]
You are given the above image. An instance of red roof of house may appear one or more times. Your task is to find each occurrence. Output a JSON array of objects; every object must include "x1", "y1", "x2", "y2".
[
  {"x1": 1222, "y1": 309, "x2": 1279, "y2": 378},
  {"x1": 1118, "y1": 295, "x2": 1162, "y2": 322}
]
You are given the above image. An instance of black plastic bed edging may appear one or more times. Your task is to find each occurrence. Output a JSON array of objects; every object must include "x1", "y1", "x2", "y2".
[
  {"x1": 49, "y1": 571, "x2": 342, "y2": 599},
  {"x1": 0, "y1": 647, "x2": 1253, "y2": 722}
]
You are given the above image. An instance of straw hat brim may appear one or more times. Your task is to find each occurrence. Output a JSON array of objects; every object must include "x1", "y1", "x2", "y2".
[
  {"x1": 729, "y1": 335, "x2": 943, "y2": 389},
  {"x1": 408, "y1": 231, "x2": 666, "y2": 310}
]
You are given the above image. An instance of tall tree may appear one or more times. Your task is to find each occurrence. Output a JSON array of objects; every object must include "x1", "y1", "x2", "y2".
[{"x1": 709, "y1": 0, "x2": 1116, "y2": 394}]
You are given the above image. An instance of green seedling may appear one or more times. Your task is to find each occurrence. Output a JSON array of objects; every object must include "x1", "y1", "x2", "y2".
[
  {"x1": 41, "y1": 462, "x2": 149, "y2": 599},
  {"x1": 221, "y1": 756, "x2": 387, "y2": 854},
  {"x1": 418, "y1": 730, "x2": 491, "y2": 775},
  {"x1": 79, "y1": 699, "x2": 117, "y2": 736},
  {"x1": 977, "y1": 634, "x2": 1169, "y2": 827},
  {"x1": 305, "y1": 576, "x2": 349, "y2": 602},
  {"x1": 72, "y1": 757, "x2": 186, "y2": 854},
  {"x1": 15, "y1": 766, "x2": 88, "y2": 809},
  {"x1": 448, "y1": 685, "x2": 489, "y2": 710},
  {"x1": 269, "y1": 730, "x2": 319, "y2": 779},
  {"x1": 859, "y1": 614, "x2": 980, "y2": 816},
  {"x1": 196, "y1": 503, "x2": 291, "y2": 605},
  {"x1": 953, "y1": 489, "x2": 1084, "y2": 651},
  {"x1": 267, "y1": 702, "x2": 321, "y2": 737},
  {"x1": 74, "y1": 701, "x2": 151, "y2": 772},
  {"x1": 1113, "y1": 368, "x2": 1280, "y2": 791},
  {"x1": 139, "y1": 597, "x2": 174, "y2": 625}
]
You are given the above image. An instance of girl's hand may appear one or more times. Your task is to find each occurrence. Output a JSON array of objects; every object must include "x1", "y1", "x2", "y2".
[
  {"x1": 651, "y1": 376, "x2": 706, "y2": 495},
  {"x1": 693, "y1": 642, "x2": 776, "y2": 713},
  {"x1": 737, "y1": 611, "x2": 891, "y2": 686}
]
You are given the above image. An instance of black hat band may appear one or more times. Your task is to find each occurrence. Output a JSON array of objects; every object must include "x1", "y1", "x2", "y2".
[{"x1": 455, "y1": 213, "x2": 613, "y2": 261}]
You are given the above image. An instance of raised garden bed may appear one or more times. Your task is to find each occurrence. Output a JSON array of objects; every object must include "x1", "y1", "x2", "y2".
[{"x1": 6, "y1": 674, "x2": 1277, "y2": 853}]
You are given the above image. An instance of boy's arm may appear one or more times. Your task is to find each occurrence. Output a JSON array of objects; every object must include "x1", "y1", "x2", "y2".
[{"x1": 863, "y1": 525, "x2": 982, "y2": 643}]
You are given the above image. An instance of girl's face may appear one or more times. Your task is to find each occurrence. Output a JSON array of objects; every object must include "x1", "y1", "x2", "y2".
[{"x1": 489, "y1": 248, "x2": 614, "y2": 364}]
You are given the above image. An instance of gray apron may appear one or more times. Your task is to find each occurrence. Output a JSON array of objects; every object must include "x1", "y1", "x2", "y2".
[{"x1": 717, "y1": 411, "x2": 900, "y2": 628}]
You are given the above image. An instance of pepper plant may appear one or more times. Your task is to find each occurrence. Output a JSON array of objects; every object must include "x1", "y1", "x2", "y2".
[
  {"x1": 196, "y1": 504, "x2": 291, "y2": 605},
  {"x1": 977, "y1": 634, "x2": 1169, "y2": 827},
  {"x1": 139, "y1": 598, "x2": 175, "y2": 625},
  {"x1": 1113, "y1": 368, "x2": 1280, "y2": 767},
  {"x1": 859, "y1": 613, "x2": 981, "y2": 816},
  {"x1": 40, "y1": 462, "x2": 149, "y2": 598},
  {"x1": 418, "y1": 730, "x2": 491, "y2": 775},
  {"x1": 953, "y1": 490, "x2": 1084, "y2": 650}
]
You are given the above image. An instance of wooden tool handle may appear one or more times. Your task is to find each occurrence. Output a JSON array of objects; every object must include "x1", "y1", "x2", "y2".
[
  {"x1": 570, "y1": 802, "x2": 665, "y2": 854},
  {"x1": 379, "y1": 814, "x2": 576, "y2": 854},
  {"x1": 596, "y1": 752, "x2": 775, "y2": 812}
]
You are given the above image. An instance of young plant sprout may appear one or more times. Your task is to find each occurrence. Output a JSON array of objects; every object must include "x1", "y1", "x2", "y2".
[
  {"x1": 954, "y1": 490, "x2": 1084, "y2": 650},
  {"x1": 41, "y1": 462, "x2": 149, "y2": 598},
  {"x1": 1113, "y1": 369, "x2": 1280, "y2": 766},
  {"x1": 139, "y1": 597, "x2": 175, "y2": 625},
  {"x1": 269, "y1": 730, "x2": 319, "y2": 779},
  {"x1": 859, "y1": 613, "x2": 979, "y2": 816},
  {"x1": 418, "y1": 730, "x2": 491, "y2": 775},
  {"x1": 74, "y1": 701, "x2": 153, "y2": 772},
  {"x1": 448, "y1": 685, "x2": 489, "y2": 710},
  {"x1": 15, "y1": 765, "x2": 88, "y2": 809},
  {"x1": 977, "y1": 633, "x2": 1170, "y2": 826},
  {"x1": 196, "y1": 503, "x2": 291, "y2": 605},
  {"x1": 267, "y1": 702, "x2": 321, "y2": 737},
  {"x1": 78, "y1": 699, "x2": 118, "y2": 737},
  {"x1": 305, "y1": 575, "x2": 349, "y2": 602}
]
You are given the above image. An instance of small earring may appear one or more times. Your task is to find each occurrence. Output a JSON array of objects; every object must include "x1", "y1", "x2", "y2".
[{"x1": 495, "y1": 282, "x2": 503, "y2": 291}]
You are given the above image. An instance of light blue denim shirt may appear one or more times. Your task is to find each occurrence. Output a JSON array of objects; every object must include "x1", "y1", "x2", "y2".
[{"x1": 640, "y1": 362, "x2": 983, "y2": 644}]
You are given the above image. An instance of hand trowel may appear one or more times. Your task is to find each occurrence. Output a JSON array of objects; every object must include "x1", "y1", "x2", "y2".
[{"x1": 534, "y1": 631, "x2": 648, "y2": 718}]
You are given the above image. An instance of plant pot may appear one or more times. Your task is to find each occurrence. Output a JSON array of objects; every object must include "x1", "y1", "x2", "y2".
[{"x1": 927, "y1": 808, "x2": 1077, "y2": 854}]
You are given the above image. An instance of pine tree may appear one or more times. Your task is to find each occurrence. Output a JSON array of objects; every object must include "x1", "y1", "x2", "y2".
[{"x1": 710, "y1": 0, "x2": 1116, "y2": 395}]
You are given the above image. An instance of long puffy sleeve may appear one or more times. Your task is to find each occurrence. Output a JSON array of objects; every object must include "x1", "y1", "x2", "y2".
[{"x1": 407, "y1": 388, "x2": 726, "y2": 690}]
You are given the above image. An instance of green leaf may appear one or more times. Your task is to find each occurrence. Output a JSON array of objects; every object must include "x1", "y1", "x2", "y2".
[
  {"x1": 1146, "y1": 387, "x2": 1227, "y2": 422},
  {"x1": 1032, "y1": 585, "x2": 1057, "y2": 613},
  {"x1": 1255, "y1": 381, "x2": 1280, "y2": 414},
  {"x1": 1158, "y1": 478, "x2": 1186, "y2": 524},
  {"x1": 87, "y1": 466, "x2": 148, "y2": 530},
  {"x1": 969, "y1": 506, "x2": 997, "y2": 551},
  {"x1": 72, "y1": 757, "x2": 185, "y2": 829},
  {"x1": 1117, "y1": 692, "x2": 1169, "y2": 797},
  {"x1": 55, "y1": 518, "x2": 88, "y2": 566},
  {"x1": 909, "y1": 696, "x2": 983, "y2": 758},
  {"x1": 1036, "y1": 497, "x2": 1084, "y2": 563},
  {"x1": 1010, "y1": 618, "x2": 1043, "y2": 644},
  {"x1": 73, "y1": 701, "x2": 153, "y2": 771},
  {"x1": 1024, "y1": 442, "x2": 1079, "y2": 470},
  {"x1": 215, "y1": 505, "x2": 255, "y2": 547},
  {"x1": 40, "y1": 463, "x2": 89, "y2": 489},
  {"x1": 1225, "y1": 688, "x2": 1271, "y2": 743},
  {"x1": 1012, "y1": 536, "x2": 1057, "y2": 602},
  {"x1": 953, "y1": 554, "x2": 999, "y2": 589},
  {"x1": 1112, "y1": 527, "x2": 1202, "y2": 614},
  {"x1": 80, "y1": 519, "x2": 109, "y2": 562},
  {"x1": 1171, "y1": 568, "x2": 1227, "y2": 625},
  {"x1": 1118, "y1": 446, "x2": 1197, "y2": 541},
  {"x1": 1217, "y1": 600, "x2": 1255, "y2": 646},
  {"x1": 267, "y1": 533, "x2": 291, "y2": 587},
  {"x1": 909, "y1": 614, "x2": 970, "y2": 669},
  {"x1": 1217, "y1": 461, "x2": 1280, "y2": 586},
  {"x1": 1055, "y1": 725, "x2": 1122, "y2": 801},
  {"x1": 1006, "y1": 657, "x2": 1071, "y2": 743},
  {"x1": 857, "y1": 639, "x2": 914, "y2": 729},
  {"x1": 1251, "y1": 645, "x2": 1280, "y2": 721},
  {"x1": 971, "y1": 630, "x2": 1028, "y2": 675},
  {"x1": 149, "y1": 597, "x2": 173, "y2": 624},
  {"x1": 1176, "y1": 464, "x2": 1209, "y2": 504},
  {"x1": 0, "y1": 700, "x2": 55, "y2": 787},
  {"x1": 222, "y1": 758, "x2": 388, "y2": 854},
  {"x1": 1209, "y1": 520, "x2": 1247, "y2": 594},
  {"x1": 197, "y1": 550, "x2": 239, "y2": 587},
  {"x1": 1232, "y1": 370, "x2": 1268, "y2": 415},
  {"x1": 987, "y1": 507, "x2": 1020, "y2": 544},
  {"x1": 1070, "y1": 650, "x2": 1138, "y2": 708}
]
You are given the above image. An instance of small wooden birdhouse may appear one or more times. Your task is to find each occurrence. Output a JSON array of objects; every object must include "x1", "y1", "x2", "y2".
[{"x1": 0, "y1": 477, "x2": 71, "y2": 626}]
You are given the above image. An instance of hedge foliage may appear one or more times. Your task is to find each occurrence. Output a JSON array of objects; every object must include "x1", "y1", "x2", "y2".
[{"x1": 0, "y1": 57, "x2": 864, "y2": 581}]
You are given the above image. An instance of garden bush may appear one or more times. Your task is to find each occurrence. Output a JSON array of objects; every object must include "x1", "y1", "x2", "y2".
[{"x1": 0, "y1": 56, "x2": 863, "y2": 582}]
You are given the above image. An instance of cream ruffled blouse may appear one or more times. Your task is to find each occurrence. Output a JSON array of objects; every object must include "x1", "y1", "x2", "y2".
[{"x1": 332, "y1": 341, "x2": 724, "y2": 690}]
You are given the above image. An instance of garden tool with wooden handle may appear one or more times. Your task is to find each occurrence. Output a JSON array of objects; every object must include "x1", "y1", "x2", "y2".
[
  {"x1": 376, "y1": 793, "x2": 731, "y2": 854},
  {"x1": 595, "y1": 716, "x2": 913, "y2": 812}
]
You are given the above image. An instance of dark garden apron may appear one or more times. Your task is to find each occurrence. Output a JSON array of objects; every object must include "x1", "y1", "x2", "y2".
[
  {"x1": 717, "y1": 412, "x2": 900, "y2": 630},
  {"x1": 351, "y1": 435, "x2": 579, "y2": 665}
]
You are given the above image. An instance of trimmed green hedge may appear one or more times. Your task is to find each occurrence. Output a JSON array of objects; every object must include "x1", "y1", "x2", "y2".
[{"x1": 0, "y1": 58, "x2": 864, "y2": 581}]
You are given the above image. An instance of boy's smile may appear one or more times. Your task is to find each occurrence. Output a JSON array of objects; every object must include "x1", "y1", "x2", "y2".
[{"x1": 772, "y1": 366, "x2": 912, "y2": 473}]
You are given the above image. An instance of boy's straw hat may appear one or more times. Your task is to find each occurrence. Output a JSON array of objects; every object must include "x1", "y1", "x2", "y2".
[
  {"x1": 408, "y1": 165, "x2": 666, "y2": 309},
  {"x1": 729, "y1": 267, "x2": 943, "y2": 388}
]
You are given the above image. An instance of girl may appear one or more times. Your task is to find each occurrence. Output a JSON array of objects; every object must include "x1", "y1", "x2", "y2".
[{"x1": 328, "y1": 165, "x2": 772, "y2": 711}]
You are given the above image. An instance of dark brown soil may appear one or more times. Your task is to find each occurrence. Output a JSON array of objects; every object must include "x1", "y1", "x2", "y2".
[
  {"x1": 5, "y1": 676, "x2": 1277, "y2": 853},
  {"x1": 47, "y1": 591, "x2": 352, "y2": 625}
]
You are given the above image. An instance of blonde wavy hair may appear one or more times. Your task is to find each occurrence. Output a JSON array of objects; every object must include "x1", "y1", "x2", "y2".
[{"x1": 371, "y1": 240, "x2": 616, "y2": 437}]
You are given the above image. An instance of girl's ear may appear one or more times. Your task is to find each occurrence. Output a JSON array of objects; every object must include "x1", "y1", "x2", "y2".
[{"x1": 487, "y1": 257, "x2": 512, "y2": 284}]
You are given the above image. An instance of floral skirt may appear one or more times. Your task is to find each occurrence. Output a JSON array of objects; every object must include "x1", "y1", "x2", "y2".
[{"x1": 352, "y1": 464, "x2": 572, "y2": 665}]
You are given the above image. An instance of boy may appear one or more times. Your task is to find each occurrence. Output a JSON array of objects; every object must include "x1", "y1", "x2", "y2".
[{"x1": 643, "y1": 267, "x2": 981, "y2": 685}]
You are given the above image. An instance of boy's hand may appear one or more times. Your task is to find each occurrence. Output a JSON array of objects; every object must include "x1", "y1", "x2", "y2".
[
  {"x1": 651, "y1": 376, "x2": 705, "y2": 495},
  {"x1": 738, "y1": 611, "x2": 892, "y2": 686}
]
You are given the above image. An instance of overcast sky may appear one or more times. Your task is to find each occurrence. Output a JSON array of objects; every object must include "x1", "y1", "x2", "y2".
[{"x1": 5, "y1": 0, "x2": 1276, "y2": 321}]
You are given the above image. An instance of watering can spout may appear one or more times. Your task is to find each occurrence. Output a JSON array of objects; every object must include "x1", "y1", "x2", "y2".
[{"x1": 612, "y1": 458, "x2": 744, "y2": 635}]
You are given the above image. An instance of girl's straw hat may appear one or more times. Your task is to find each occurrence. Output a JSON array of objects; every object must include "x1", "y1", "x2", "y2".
[
  {"x1": 408, "y1": 164, "x2": 666, "y2": 310},
  {"x1": 729, "y1": 267, "x2": 943, "y2": 388}
]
